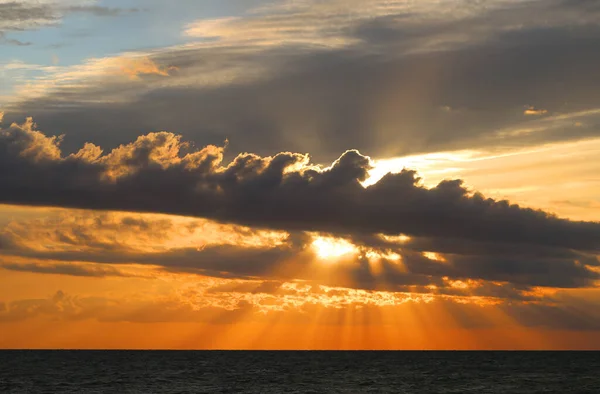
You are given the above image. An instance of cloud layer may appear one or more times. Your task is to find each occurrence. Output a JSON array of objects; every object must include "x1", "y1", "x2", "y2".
[
  {"x1": 2, "y1": 119, "x2": 599, "y2": 249},
  {"x1": 0, "y1": 120, "x2": 598, "y2": 294},
  {"x1": 3, "y1": 287, "x2": 600, "y2": 335},
  {"x1": 3, "y1": 0, "x2": 600, "y2": 160}
]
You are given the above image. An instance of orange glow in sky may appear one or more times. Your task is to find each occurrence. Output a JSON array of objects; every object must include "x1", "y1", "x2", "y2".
[{"x1": 2, "y1": 0, "x2": 600, "y2": 351}]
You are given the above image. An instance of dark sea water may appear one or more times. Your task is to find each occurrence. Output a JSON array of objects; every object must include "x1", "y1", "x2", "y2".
[{"x1": 1, "y1": 351, "x2": 599, "y2": 393}]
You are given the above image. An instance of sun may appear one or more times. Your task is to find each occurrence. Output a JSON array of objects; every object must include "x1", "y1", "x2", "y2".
[{"x1": 311, "y1": 236, "x2": 358, "y2": 260}]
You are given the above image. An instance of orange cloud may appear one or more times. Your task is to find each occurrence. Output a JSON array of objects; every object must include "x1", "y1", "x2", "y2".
[
  {"x1": 2, "y1": 284, "x2": 600, "y2": 350},
  {"x1": 119, "y1": 57, "x2": 178, "y2": 80}
]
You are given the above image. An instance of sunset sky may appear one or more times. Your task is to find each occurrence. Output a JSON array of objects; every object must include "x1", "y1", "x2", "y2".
[{"x1": 1, "y1": 0, "x2": 600, "y2": 349}]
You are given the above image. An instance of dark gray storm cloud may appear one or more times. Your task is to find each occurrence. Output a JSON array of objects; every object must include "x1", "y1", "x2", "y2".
[
  {"x1": 0, "y1": 261, "x2": 136, "y2": 277},
  {"x1": 1, "y1": 122, "x2": 599, "y2": 251},
  {"x1": 0, "y1": 121, "x2": 599, "y2": 291},
  {"x1": 3, "y1": 234, "x2": 596, "y2": 290}
]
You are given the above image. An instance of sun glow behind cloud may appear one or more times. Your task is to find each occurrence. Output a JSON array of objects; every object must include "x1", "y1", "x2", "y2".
[
  {"x1": 311, "y1": 235, "x2": 358, "y2": 260},
  {"x1": 365, "y1": 137, "x2": 600, "y2": 221},
  {"x1": 1, "y1": 177, "x2": 600, "y2": 349}
]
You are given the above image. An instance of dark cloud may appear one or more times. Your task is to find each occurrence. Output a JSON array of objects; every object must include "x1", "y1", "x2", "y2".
[
  {"x1": 4, "y1": 0, "x2": 600, "y2": 160},
  {"x1": 0, "y1": 261, "x2": 139, "y2": 278},
  {"x1": 5, "y1": 238, "x2": 595, "y2": 290},
  {"x1": 352, "y1": 233, "x2": 587, "y2": 259},
  {"x1": 0, "y1": 124, "x2": 599, "y2": 290},
  {"x1": 1, "y1": 122, "x2": 599, "y2": 254},
  {"x1": 497, "y1": 294, "x2": 600, "y2": 331}
]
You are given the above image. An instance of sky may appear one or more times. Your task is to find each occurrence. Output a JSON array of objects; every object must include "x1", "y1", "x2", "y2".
[{"x1": 1, "y1": 0, "x2": 600, "y2": 350}]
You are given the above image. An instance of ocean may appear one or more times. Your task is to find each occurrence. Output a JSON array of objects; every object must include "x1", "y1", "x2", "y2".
[{"x1": 1, "y1": 351, "x2": 598, "y2": 393}]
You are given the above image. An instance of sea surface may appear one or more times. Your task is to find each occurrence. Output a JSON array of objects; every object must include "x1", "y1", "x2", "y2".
[{"x1": 1, "y1": 351, "x2": 599, "y2": 393}]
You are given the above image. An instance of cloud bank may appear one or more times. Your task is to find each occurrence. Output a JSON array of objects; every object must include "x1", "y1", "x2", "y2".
[
  {"x1": 1, "y1": 119, "x2": 599, "y2": 250},
  {"x1": 0, "y1": 120, "x2": 598, "y2": 294},
  {"x1": 3, "y1": 0, "x2": 600, "y2": 160}
]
